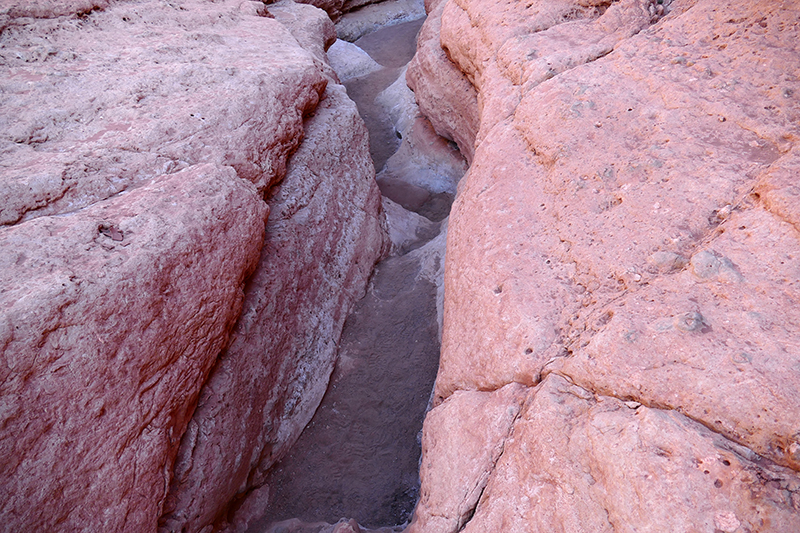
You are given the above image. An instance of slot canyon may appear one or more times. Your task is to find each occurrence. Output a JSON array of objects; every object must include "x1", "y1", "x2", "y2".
[{"x1": 1, "y1": 1, "x2": 799, "y2": 533}]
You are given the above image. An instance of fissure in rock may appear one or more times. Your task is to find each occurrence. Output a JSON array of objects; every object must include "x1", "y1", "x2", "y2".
[{"x1": 248, "y1": 15, "x2": 467, "y2": 533}]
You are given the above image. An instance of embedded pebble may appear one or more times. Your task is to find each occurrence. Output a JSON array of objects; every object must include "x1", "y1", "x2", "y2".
[
  {"x1": 647, "y1": 251, "x2": 687, "y2": 273},
  {"x1": 691, "y1": 250, "x2": 742, "y2": 283},
  {"x1": 690, "y1": 251, "x2": 720, "y2": 279},
  {"x1": 673, "y1": 311, "x2": 707, "y2": 332}
]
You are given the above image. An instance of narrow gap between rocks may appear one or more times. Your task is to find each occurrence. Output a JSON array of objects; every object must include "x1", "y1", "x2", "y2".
[{"x1": 247, "y1": 15, "x2": 467, "y2": 533}]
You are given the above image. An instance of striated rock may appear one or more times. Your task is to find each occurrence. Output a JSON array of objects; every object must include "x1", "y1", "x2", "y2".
[
  {"x1": 160, "y1": 5, "x2": 387, "y2": 533},
  {"x1": 0, "y1": 163, "x2": 267, "y2": 531},
  {"x1": 411, "y1": 0, "x2": 800, "y2": 528}
]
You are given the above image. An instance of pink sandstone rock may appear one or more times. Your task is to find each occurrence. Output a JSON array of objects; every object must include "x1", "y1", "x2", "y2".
[
  {"x1": 0, "y1": 163, "x2": 267, "y2": 531},
  {"x1": 376, "y1": 67, "x2": 468, "y2": 220},
  {"x1": 409, "y1": 383, "x2": 527, "y2": 533},
  {"x1": 296, "y1": 0, "x2": 347, "y2": 21},
  {"x1": 405, "y1": 0, "x2": 478, "y2": 162},
  {"x1": 0, "y1": 0, "x2": 327, "y2": 225},
  {"x1": 461, "y1": 374, "x2": 800, "y2": 533},
  {"x1": 159, "y1": 4, "x2": 387, "y2": 532},
  {"x1": 410, "y1": 0, "x2": 800, "y2": 528},
  {"x1": 161, "y1": 81, "x2": 387, "y2": 533},
  {"x1": 411, "y1": 375, "x2": 800, "y2": 533},
  {"x1": 1, "y1": 0, "x2": 387, "y2": 531},
  {"x1": 0, "y1": 0, "x2": 111, "y2": 21}
]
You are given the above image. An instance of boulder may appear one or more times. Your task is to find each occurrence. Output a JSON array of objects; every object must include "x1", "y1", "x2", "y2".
[
  {"x1": 161, "y1": 80, "x2": 387, "y2": 533},
  {"x1": 0, "y1": 0, "x2": 327, "y2": 226},
  {"x1": 327, "y1": 39, "x2": 383, "y2": 82}
]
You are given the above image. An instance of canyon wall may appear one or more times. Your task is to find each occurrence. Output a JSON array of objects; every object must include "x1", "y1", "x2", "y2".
[
  {"x1": 0, "y1": 0, "x2": 386, "y2": 531},
  {"x1": 408, "y1": 0, "x2": 800, "y2": 531}
]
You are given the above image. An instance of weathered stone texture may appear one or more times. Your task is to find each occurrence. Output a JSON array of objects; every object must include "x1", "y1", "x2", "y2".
[
  {"x1": 405, "y1": 0, "x2": 478, "y2": 162},
  {"x1": 0, "y1": 0, "x2": 327, "y2": 226},
  {"x1": 162, "y1": 81, "x2": 387, "y2": 533},
  {"x1": 0, "y1": 0, "x2": 386, "y2": 531},
  {"x1": 410, "y1": 0, "x2": 800, "y2": 529},
  {"x1": 0, "y1": 163, "x2": 267, "y2": 531}
]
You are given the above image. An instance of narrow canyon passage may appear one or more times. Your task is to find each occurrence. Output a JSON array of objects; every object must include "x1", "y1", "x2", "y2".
[{"x1": 248, "y1": 17, "x2": 463, "y2": 532}]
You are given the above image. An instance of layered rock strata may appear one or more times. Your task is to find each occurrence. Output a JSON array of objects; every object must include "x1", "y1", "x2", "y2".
[
  {"x1": 408, "y1": 0, "x2": 800, "y2": 530},
  {"x1": 0, "y1": 1, "x2": 385, "y2": 531}
]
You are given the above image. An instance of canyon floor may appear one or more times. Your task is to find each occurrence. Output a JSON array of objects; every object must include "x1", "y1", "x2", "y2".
[{"x1": 251, "y1": 17, "x2": 462, "y2": 533}]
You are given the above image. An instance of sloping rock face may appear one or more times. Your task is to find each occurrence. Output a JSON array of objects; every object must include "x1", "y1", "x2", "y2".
[
  {"x1": 162, "y1": 16, "x2": 388, "y2": 532},
  {"x1": 0, "y1": 0, "x2": 385, "y2": 531},
  {"x1": 405, "y1": 0, "x2": 478, "y2": 163},
  {"x1": 0, "y1": 163, "x2": 267, "y2": 532},
  {"x1": 409, "y1": 0, "x2": 800, "y2": 530}
]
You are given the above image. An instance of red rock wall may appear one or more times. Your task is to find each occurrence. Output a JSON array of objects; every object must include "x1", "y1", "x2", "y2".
[
  {"x1": 409, "y1": 0, "x2": 800, "y2": 530},
  {"x1": 161, "y1": 7, "x2": 389, "y2": 530},
  {"x1": 0, "y1": 1, "x2": 386, "y2": 531}
]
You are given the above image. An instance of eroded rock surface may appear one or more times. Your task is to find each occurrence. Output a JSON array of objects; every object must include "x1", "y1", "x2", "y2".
[
  {"x1": 248, "y1": 18, "x2": 461, "y2": 532},
  {"x1": 0, "y1": 0, "x2": 386, "y2": 531},
  {"x1": 335, "y1": 0, "x2": 426, "y2": 42},
  {"x1": 0, "y1": 163, "x2": 267, "y2": 531},
  {"x1": 409, "y1": 0, "x2": 800, "y2": 529},
  {"x1": 405, "y1": 0, "x2": 478, "y2": 162}
]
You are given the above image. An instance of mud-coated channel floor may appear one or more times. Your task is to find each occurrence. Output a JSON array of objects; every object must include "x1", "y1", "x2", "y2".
[{"x1": 249, "y1": 18, "x2": 446, "y2": 531}]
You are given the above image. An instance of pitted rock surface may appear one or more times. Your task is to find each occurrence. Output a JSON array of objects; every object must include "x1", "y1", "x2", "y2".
[{"x1": 409, "y1": 0, "x2": 800, "y2": 529}]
